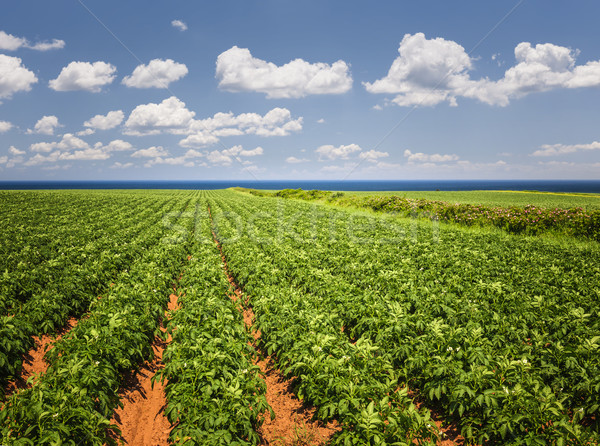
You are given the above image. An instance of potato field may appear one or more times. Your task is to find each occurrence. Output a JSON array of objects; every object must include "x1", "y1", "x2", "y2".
[{"x1": 1, "y1": 189, "x2": 599, "y2": 445}]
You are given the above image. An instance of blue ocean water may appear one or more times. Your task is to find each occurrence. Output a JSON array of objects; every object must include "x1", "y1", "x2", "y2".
[{"x1": 1, "y1": 180, "x2": 600, "y2": 192}]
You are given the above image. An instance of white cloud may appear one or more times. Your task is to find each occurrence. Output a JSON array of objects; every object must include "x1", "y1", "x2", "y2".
[
  {"x1": 77, "y1": 128, "x2": 95, "y2": 136},
  {"x1": 178, "y1": 133, "x2": 220, "y2": 148},
  {"x1": 144, "y1": 156, "x2": 196, "y2": 168},
  {"x1": 207, "y1": 150, "x2": 234, "y2": 165},
  {"x1": 124, "y1": 96, "x2": 195, "y2": 136},
  {"x1": 404, "y1": 149, "x2": 459, "y2": 163},
  {"x1": 99, "y1": 139, "x2": 134, "y2": 152},
  {"x1": 49, "y1": 61, "x2": 116, "y2": 92},
  {"x1": 30, "y1": 142, "x2": 56, "y2": 153},
  {"x1": 84, "y1": 110, "x2": 124, "y2": 130},
  {"x1": 532, "y1": 141, "x2": 600, "y2": 157},
  {"x1": 9, "y1": 146, "x2": 25, "y2": 156},
  {"x1": 0, "y1": 31, "x2": 26, "y2": 51},
  {"x1": 0, "y1": 31, "x2": 65, "y2": 51},
  {"x1": 28, "y1": 134, "x2": 89, "y2": 153},
  {"x1": 59, "y1": 148, "x2": 110, "y2": 161},
  {"x1": 286, "y1": 156, "x2": 309, "y2": 164},
  {"x1": 124, "y1": 97, "x2": 303, "y2": 147},
  {"x1": 56, "y1": 133, "x2": 90, "y2": 151},
  {"x1": 28, "y1": 39, "x2": 65, "y2": 51},
  {"x1": 0, "y1": 156, "x2": 7, "y2": 165},
  {"x1": 0, "y1": 121, "x2": 13, "y2": 133},
  {"x1": 111, "y1": 162, "x2": 134, "y2": 169},
  {"x1": 131, "y1": 146, "x2": 169, "y2": 158},
  {"x1": 24, "y1": 143, "x2": 110, "y2": 165},
  {"x1": 0, "y1": 55, "x2": 38, "y2": 100},
  {"x1": 365, "y1": 33, "x2": 600, "y2": 107},
  {"x1": 205, "y1": 145, "x2": 264, "y2": 166},
  {"x1": 216, "y1": 46, "x2": 352, "y2": 98},
  {"x1": 359, "y1": 150, "x2": 389, "y2": 162},
  {"x1": 316, "y1": 144, "x2": 362, "y2": 161},
  {"x1": 317, "y1": 118, "x2": 325, "y2": 124},
  {"x1": 187, "y1": 107, "x2": 303, "y2": 138},
  {"x1": 122, "y1": 59, "x2": 188, "y2": 89},
  {"x1": 28, "y1": 115, "x2": 61, "y2": 135},
  {"x1": 171, "y1": 20, "x2": 188, "y2": 31}
]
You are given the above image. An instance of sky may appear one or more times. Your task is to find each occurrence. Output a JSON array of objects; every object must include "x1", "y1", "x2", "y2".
[{"x1": 1, "y1": 0, "x2": 600, "y2": 181}]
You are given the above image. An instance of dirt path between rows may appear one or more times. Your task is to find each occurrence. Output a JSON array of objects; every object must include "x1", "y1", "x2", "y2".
[
  {"x1": 3, "y1": 317, "x2": 78, "y2": 398},
  {"x1": 109, "y1": 292, "x2": 180, "y2": 446},
  {"x1": 209, "y1": 207, "x2": 339, "y2": 445}
]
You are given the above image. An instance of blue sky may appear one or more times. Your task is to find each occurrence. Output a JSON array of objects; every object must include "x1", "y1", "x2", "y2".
[{"x1": 1, "y1": 0, "x2": 600, "y2": 181}]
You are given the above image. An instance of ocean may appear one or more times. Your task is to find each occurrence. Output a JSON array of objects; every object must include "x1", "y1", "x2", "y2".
[{"x1": 0, "y1": 180, "x2": 600, "y2": 192}]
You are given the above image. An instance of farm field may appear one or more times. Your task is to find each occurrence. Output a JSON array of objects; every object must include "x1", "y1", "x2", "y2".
[
  {"x1": 1, "y1": 189, "x2": 599, "y2": 445},
  {"x1": 344, "y1": 190, "x2": 600, "y2": 210}
]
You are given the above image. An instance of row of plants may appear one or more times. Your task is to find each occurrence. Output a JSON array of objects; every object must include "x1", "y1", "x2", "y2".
[
  {"x1": 159, "y1": 198, "x2": 271, "y2": 445},
  {"x1": 0, "y1": 195, "x2": 188, "y2": 393},
  {"x1": 239, "y1": 188, "x2": 600, "y2": 242},
  {"x1": 0, "y1": 191, "x2": 148, "y2": 276},
  {"x1": 0, "y1": 192, "x2": 160, "y2": 314},
  {"x1": 214, "y1": 190, "x2": 600, "y2": 444},
  {"x1": 0, "y1": 195, "x2": 196, "y2": 445},
  {"x1": 209, "y1": 195, "x2": 440, "y2": 445}
]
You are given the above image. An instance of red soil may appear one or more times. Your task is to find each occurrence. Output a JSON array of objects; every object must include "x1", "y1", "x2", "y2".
[
  {"x1": 212, "y1": 223, "x2": 340, "y2": 445},
  {"x1": 4, "y1": 317, "x2": 78, "y2": 396},
  {"x1": 109, "y1": 293, "x2": 180, "y2": 446}
]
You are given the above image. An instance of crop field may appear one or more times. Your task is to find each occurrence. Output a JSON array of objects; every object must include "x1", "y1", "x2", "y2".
[
  {"x1": 343, "y1": 190, "x2": 600, "y2": 211},
  {"x1": 1, "y1": 189, "x2": 599, "y2": 445}
]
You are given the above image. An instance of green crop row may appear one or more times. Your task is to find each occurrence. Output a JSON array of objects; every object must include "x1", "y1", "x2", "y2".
[
  {"x1": 0, "y1": 196, "x2": 195, "y2": 444},
  {"x1": 159, "y1": 198, "x2": 271, "y2": 445},
  {"x1": 0, "y1": 196, "x2": 186, "y2": 393}
]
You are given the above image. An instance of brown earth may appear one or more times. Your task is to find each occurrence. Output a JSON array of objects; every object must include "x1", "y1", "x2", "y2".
[
  {"x1": 3, "y1": 317, "x2": 78, "y2": 396},
  {"x1": 109, "y1": 293, "x2": 180, "y2": 446}
]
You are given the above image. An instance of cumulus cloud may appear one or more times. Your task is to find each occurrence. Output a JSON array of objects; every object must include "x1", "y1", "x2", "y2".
[
  {"x1": 0, "y1": 30, "x2": 65, "y2": 51},
  {"x1": 99, "y1": 139, "x2": 133, "y2": 152},
  {"x1": 532, "y1": 141, "x2": 600, "y2": 157},
  {"x1": 3, "y1": 147, "x2": 25, "y2": 168},
  {"x1": 138, "y1": 147, "x2": 206, "y2": 168},
  {"x1": 124, "y1": 96, "x2": 196, "y2": 136},
  {"x1": 111, "y1": 162, "x2": 134, "y2": 169},
  {"x1": 205, "y1": 145, "x2": 264, "y2": 166},
  {"x1": 365, "y1": 33, "x2": 600, "y2": 107},
  {"x1": 0, "y1": 55, "x2": 38, "y2": 100},
  {"x1": 9, "y1": 146, "x2": 25, "y2": 156},
  {"x1": 28, "y1": 115, "x2": 61, "y2": 135},
  {"x1": 286, "y1": 156, "x2": 309, "y2": 164},
  {"x1": 26, "y1": 134, "x2": 131, "y2": 167},
  {"x1": 184, "y1": 107, "x2": 303, "y2": 145},
  {"x1": 49, "y1": 61, "x2": 116, "y2": 92},
  {"x1": 404, "y1": 149, "x2": 459, "y2": 163},
  {"x1": 0, "y1": 121, "x2": 13, "y2": 133},
  {"x1": 131, "y1": 146, "x2": 170, "y2": 158},
  {"x1": 124, "y1": 97, "x2": 303, "y2": 147},
  {"x1": 171, "y1": 20, "x2": 188, "y2": 31},
  {"x1": 84, "y1": 110, "x2": 124, "y2": 130},
  {"x1": 359, "y1": 150, "x2": 389, "y2": 162},
  {"x1": 216, "y1": 46, "x2": 352, "y2": 98},
  {"x1": 58, "y1": 148, "x2": 110, "y2": 161},
  {"x1": 316, "y1": 144, "x2": 362, "y2": 161},
  {"x1": 122, "y1": 59, "x2": 188, "y2": 89}
]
